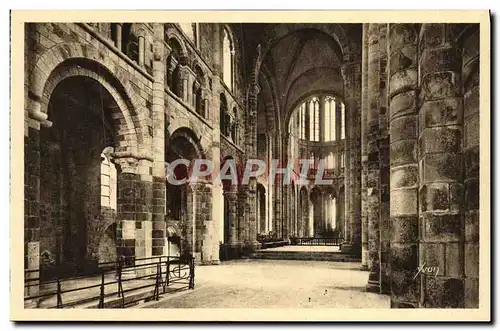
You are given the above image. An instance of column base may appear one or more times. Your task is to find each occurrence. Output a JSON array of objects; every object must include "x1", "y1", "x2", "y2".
[
  {"x1": 241, "y1": 241, "x2": 261, "y2": 257},
  {"x1": 220, "y1": 243, "x2": 244, "y2": 261},
  {"x1": 366, "y1": 281, "x2": 381, "y2": 293}
]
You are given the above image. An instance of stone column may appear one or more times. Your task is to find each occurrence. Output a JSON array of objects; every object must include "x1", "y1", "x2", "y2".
[
  {"x1": 192, "y1": 180, "x2": 216, "y2": 264},
  {"x1": 210, "y1": 74, "x2": 224, "y2": 261},
  {"x1": 267, "y1": 133, "x2": 274, "y2": 233},
  {"x1": 365, "y1": 23, "x2": 389, "y2": 293},
  {"x1": 388, "y1": 23, "x2": 420, "y2": 308},
  {"x1": 378, "y1": 28, "x2": 391, "y2": 295},
  {"x1": 224, "y1": 185, "x2": 239, "y2": 246},
  {"x1": 237, "y1": 187, "x2": 247, "y2": 246},
  {"x1": 273, "y1": 130, "x2": 283, "y2": 238},
  {"x1": 179, "y1": 65, "x2": 190, "y2": 104},
  {"x1": 24, "y1": 99, "x2": 49, "y2": 298},
  {"x1": 419, "y1": 23, "x2": 464, "y2": 308},
  {"x1": 242, "y1": 49, "x2": 261, "y2": 252},
  {"x1": 115, "y1": 156, "x2": 154, "y2": 276},
  {"x1": 114, "y1": 23, "x2": 123, "y2": 50},
  {"x1": 138, "y1": 34, "x2": 145, "y2": 67},
  {"x1": 151, "y1": 24, "x2": 167, "y2": 257},
  {"x1": 166, "y1": 56, "x2": 178, "y2": 92},
  {"x1": 462, "y1": 27, "x2": 479, "y2": 308},
  {"x1": 360, "y1": 24, "x2": 370, "y2": 271},
  {"x1": 115, "y1": 157, "x2": 139, "y2": 265},
  {"x1": 341, "y1": 53, "x2": 362, "y2": 256}
]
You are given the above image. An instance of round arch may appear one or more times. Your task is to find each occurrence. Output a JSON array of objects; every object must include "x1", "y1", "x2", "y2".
[{"x1": 29, "y1": 43, "x2": 147, "y2": 151}]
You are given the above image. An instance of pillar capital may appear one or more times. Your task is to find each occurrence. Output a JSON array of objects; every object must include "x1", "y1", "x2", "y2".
[{"x1": 112, "y1": 156, "x2": 139, "y2": 174}]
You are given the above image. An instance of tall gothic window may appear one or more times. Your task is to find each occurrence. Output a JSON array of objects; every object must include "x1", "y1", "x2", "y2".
[
  {"x1": 341, "y1": 102, "x2": 346, "y2": 140},
  {"x1": 294, "y1": 95, "x2": 343, "y2": 142},
  {"x1": 324, "y1": 96, "x2": 336, "y2": 142},
  {"x1": 326, "y1": 152, "x2": 335, "y2": 169},
  {"x1": 309, "y1": 97, "x2": 320, "y2": 142},
  {"x1": 222, "y1": 27, "x2": 234, "y2": 91},
  {"x1": 220, "y1": 93, "x2": 229, "y2": 136},
  {"x1": 299, "y1": 103, "x2": 306, "y2": 140},
  {"x1": 340, "y1": 151, "x2": 345, "y2": 169},
  {"x1": 230, "y1": 107, "x2": 238, "y2": 143}
]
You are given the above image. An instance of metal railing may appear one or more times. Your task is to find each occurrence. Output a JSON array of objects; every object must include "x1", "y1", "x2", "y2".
[
  {"x1": 24, "y1": 254, "x2": 195, "y2": 309},
  {"x1": 290, "y1": 237, "x2": 344, "y2": 246}
]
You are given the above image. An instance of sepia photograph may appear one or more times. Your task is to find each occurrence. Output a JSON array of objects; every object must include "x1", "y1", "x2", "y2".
[{"x1": 9, "y1": 10, "x2": 491, "y2": 322}]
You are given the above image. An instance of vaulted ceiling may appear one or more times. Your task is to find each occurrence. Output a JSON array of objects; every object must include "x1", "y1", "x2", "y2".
[{"x1": 242, "y1": 23, "x2": 361, "y2": 133}]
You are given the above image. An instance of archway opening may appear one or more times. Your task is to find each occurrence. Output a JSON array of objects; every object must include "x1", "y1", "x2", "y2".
[
  {"x1": 165, "y1": 128, "x2": 203, "y2": 255},
  {"x1": 39, "y1": 75, "x2": 119, "y2": 277},
  {"x1": 257, "y1": 183, "x2": 266, "y2": 235}
]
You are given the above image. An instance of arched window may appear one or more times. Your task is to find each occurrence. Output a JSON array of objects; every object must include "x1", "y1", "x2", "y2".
[
  {"x1": 167, "y1": 38, "x2": 182, "y2": 98},
  {"x1": 341, "y1": 102, "x2": 346, "y2": 140},
  {"x1": 101, "y1": 150, "x2": 117, "y2": 211},
  {"x1": 309, "y1": 97, "x2": 320, "y2": 142},
  {"x1": 193, "y1": 65, "x2": 205, "y2": 117},
  {"x1": 230, "y1": 107, "x2": 238, "y2": 143},
  {"x1": 293, "y1": 95, "x2": 344, "y2": 142},
  {"x1": 220, "y1": 93, "x2": 229, "y2": 136},
  {"x1": 222, "y1": 27, "x2": 234, "y2": 91},
  {"x1": 299, "y1": 102, "x2": 306, "y2": 140},
  {"x1": 324, "y1": 96, "x2": 336, "y2": 142},
  {"x1": 121, "y1": 23, "x2": 139, "y2": 64},
  {"x1": 340, "y1": 151, "x2": 345, "y2": 169}
]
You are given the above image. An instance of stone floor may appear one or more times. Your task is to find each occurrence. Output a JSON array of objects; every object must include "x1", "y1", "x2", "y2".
[{"x1": 142, "y1": 259, "x2": 390, "y2": 308}]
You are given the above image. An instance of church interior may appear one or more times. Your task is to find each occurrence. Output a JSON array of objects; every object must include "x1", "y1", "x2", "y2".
[{"x1": 24, "y1": 22, "x2": 480, "y2": 308}]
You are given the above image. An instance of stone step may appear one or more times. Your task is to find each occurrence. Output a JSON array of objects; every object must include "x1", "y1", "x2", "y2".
[{"x1": 250, "y1": 251, "x2": 360, "y2": 262}]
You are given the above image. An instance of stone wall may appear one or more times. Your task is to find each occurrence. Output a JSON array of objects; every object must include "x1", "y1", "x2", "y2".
[{"x1": 362, "y1": 22, "x2": 480, "y2": 308}]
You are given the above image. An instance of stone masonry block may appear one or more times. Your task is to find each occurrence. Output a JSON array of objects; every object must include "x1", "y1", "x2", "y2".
[
  {"x1": 420, "y1": 243, "x2": 445, "y2": 276},
  {"x1": 464, "y1": 278, "x2": 479, "y2": 308},
  {"x1": 420, "y1": 98, "x2": 463, "y2": 133},
  {"x1": 421, "y1": 213, "x2": 462, "y2": 242},
  {"x1": 389, "y1": 69, "x2": 418, "y2": 96},
  {"x1": 391, "y1": 165, "x2": 418, "y2": 189},
  {"x1": 389, "y1": 24, "x2": 418, "y2": 54},
  {"x1": 420, "y1": 72, "x2": 461, "y2": 101},
  {"x1": 419, "y1": 126, "x2": 462, "y2": 155},
  {"x1": 390, "y1": 115, "x2": 417, "y2": 142},
  {"x1": 420, "y1": 47, "x2": 461, "y2": 78},
  {"x1": 445, "y1": 242, "x2": 463, "y2": 278},
  {"x1": 422, "y1": 276, "x2": 464, "y2": 308},
  {"x1": 420, "y1": 153, "x2": 463, "y2": 184},
  {"x1": 465, "y1": 210, "x2": 479, "y2": 242},
  {"x1": 464, "y1": 243, "x2": 479, "y2": 279},
  {"x1": 390, "y1": 90, "x2": 417, "y2": 120},
  {"x1": 420, "y1": 183, "x2": 451, "y2": 212},
  {"x1": 419, "y1": 24, "x2": 446, "y2": 51},
  {"x1": 391, "y1": 188, "x2": 418, "y2": 216},
  {"x1": 390, "y1": 139, "x2": 417, "y2": 167},
  {"x1": 390, "y1": 216, "x2": 419, "y2": 243}
]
